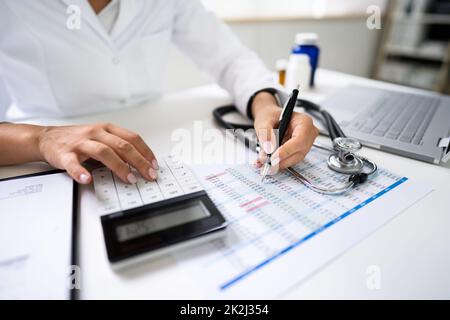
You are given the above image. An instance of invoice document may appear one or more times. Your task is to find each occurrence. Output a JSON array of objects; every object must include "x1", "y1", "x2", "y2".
[
  {"x1": 175, "y1": 148, "x2": 432, "y2": 298},
  {"x1": 0, "y1": 171, "x2": 74, "y2": 299}
]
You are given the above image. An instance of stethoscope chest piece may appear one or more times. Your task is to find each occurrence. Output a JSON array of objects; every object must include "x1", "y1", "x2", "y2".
[
  {"x1": 327, "y1": 153, "x2": 364, "y2": 174},
  {"x1": 327, "y1": 137, "x2": 364, "y2": 174}
]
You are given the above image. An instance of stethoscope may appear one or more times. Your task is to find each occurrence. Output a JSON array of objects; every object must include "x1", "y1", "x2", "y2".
[{"x1": 213, "y1": 97, "x2": 377, "y2": 195}]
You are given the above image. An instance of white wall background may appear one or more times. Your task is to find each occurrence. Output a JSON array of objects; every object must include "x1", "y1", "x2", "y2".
[
  {"x1": 202, "y1": 0, "x2": 387, "y2": 20},
  {"x1": 164, "y1": 0, "x2": 387, "y2": 92},
  {"x1": 164, "y1": 17, "x2": 384, "y2": 92}
]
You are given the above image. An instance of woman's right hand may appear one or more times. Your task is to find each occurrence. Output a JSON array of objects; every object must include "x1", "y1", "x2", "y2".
[{"x1": 37, "y1": 122, "x2": 159, "y2": 185}]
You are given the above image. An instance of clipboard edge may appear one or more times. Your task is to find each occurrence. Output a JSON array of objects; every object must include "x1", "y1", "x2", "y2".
[{"x1": 0, "y1": 169, "x2": 80, "y2": 300}]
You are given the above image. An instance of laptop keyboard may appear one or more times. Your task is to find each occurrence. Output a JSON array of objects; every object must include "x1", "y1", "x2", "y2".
[
  {"x1": 348, "y1": 92, "x2": 439, "y2": 144},
  {"x1": 92, "y1": 155, "x2": 204, "y2": 214}
]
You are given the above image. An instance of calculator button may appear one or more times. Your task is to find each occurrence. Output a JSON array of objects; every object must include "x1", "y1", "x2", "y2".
[
  {"x1": 182, "y1": 183, "x2": 203, "y2": 194},
  {"x1": 121, "y1": 201, "x2": 142, "y2": 210},
  {"x1": 157, "y1": 168, "x2": 173, "y2": 178},
  {"x1": 164, "y1": 154, "x2": 178, "y2": 162},
  {"x1": 99, "y1": 202, "x2": 121, "y2": 214},
  {"x1": 170, "y1": 164, "x2": 187, "y2": 171},
  {"x1": 176, "y1": 176, "x2": 198, "y2": 186},
  {"x1": 118, "y1": 190, "x2": 141, "y2": 200},
  {"x1": 157, "y1": 175, "x2": 177, "y2": 184},
  {"x1": 94, "y1": 186, "x2": 118, "y2": 203},
  {"x1": 92, "y1": 169, "x2": 113, "y2": 182},
  {"x1": 162, "y1": 189, "x2": 183, "y2": 199},
  {"x1": 159, "y1": 181, "x2": 180, "y2": 189},
  {"x1": 137, "y1": 180, "x2": 160, "y2": 194},
  {"x1": 95, "y1": 191, "x2": 118, "y2": 203},
  {"x1": 115, "y1": 179, "x2": 139, "y2": 194},
  {"x1": 141, "y1": 192, "x2": 164, "y2": 204},
  {"x1": 173, "y1": 169, "x2": 192, "y2": 179},
  {"x1": 164, "y1": 155, "x2": 181, "y2": 163},
  {"x1": 94, "y1": 179, "x2": 114, "y2": 188},
  {"x1": 130, "y1": 169, "x2": 145, "y2": 180},
  {"x1": 167, "y1": 161, "x2": 182, "y2": 169},
  {"x1": 119, "y1": 193, "x2": 143, "y2": 210},
  {"x1": 92, "y1": 167, "x2": 111, "y2": 176},
  {"x1": 160, "y1": 186, "x2": 184, "y2": 199},
  {"x1": 119, "y1": 186, "x2": 142, "y2": 209},
  {"x1": 93, "y1": 174, "x2": 113, "y2": 184}
]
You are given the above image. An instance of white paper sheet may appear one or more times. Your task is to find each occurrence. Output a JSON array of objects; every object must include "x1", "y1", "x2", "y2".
[
  {"x1": 174, "y1": 148, "x2": 432, "y2": 298},
  {"x1": 0, "y1": 172, "x2": 74, "y2": 299}
]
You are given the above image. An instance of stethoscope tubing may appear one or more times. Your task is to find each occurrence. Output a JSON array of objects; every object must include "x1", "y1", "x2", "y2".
[{"x1": 286, "y1": 167, "x2": 355, "y2": 195}]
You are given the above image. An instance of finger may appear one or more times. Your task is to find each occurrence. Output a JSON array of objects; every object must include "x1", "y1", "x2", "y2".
[
  {"x1": 254, "y1": 117, "x2": 278, "y2": 155},
  {"x1": 96, "y1": 131, "x2": 157, "y2": 181},
  {"x1": 261, "y1": 149, "x2": 304, "y2": 176},
  {"x1": 61, "y1": 153, "x2": 91, "y2": 184},
  {"x1": 271, "y1": 121, "x2": 318, "y2": 171},
  {"x1": 278, "y1": 150, "x2": 308, "y2": 171},
  {"x1": 262, "y1": 150, "x2": 305, "y2": 176},
  {"x1": 255, "y1": 149, "x2": 267, "y2": 168},
  {"x1": 76, "y1": 140, "x2": 136, "y2": 184},
  {"x1": 104, "y1": 123, "x2": 158, "y2": 169}
]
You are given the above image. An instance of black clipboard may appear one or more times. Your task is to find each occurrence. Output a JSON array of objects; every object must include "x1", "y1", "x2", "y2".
[{"x1": 0, "y1": 169, "x2": 79, "y2": 300}]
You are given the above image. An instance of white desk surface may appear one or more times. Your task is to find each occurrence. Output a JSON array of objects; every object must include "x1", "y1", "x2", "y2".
[{"x1": 1, "y1": 69, "x2": 449, "y2": 299}]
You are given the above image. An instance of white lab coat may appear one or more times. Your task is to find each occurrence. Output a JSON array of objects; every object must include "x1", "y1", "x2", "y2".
[{"x1": 0, "y1": 0, "x2": 276, "y2": 121}]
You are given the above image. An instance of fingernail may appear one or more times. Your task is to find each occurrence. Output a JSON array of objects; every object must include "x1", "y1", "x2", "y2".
[
  {"x1": 261, "y1": 141, "x2": 275, "y2": 154},
  {"x1": 80, "y1": 173, "x2": 90, "y2": 184},
  {"x1": 271, "y1": 156, "x2": 280, "y2": 167},
  {"x1": 271, "y1": 150, "x2": 281, "y2": 166},
  {"x1": 268, "y1": 165, "x2": 279, "y2": 175},
  {"x1": 152, "y1": 159, "x2": 159, "y2": 170},
  {"x1": 148, "y1": 168, "x2": 158, "y2": 180},
  {"x1": 127, "y1": 173, "x2": 137, "y2": 184}
]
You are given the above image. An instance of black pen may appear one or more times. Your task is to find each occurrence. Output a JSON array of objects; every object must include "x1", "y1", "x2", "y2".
[{"x1": 261, "y1": 86, "x2": 300, "y2": 182}]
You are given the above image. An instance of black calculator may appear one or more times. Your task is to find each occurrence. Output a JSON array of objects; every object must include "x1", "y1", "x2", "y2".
[{"x1": 92, "y1": 156, "x2": 226, "y2": 268}]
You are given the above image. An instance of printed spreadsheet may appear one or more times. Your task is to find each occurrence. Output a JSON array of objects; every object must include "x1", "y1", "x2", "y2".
[{"x1": 174, "y1": 147, "x2": 423, "y2": 298}]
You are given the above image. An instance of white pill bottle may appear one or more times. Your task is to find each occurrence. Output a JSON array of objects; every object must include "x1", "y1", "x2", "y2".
[{"x1": 284, "y1": 54, "x2": 311, "y2": 92}]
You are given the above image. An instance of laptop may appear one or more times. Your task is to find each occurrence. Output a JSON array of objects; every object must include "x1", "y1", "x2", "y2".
[{"x1": 318, "y1": 84, "x2": 450, "y2": 164}]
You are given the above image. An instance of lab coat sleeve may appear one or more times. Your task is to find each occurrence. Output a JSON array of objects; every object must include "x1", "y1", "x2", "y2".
[
  {"x1": 172, "y1": 0, "x2": 282, "y2": 118},
  {"x1": 0, "y1": 72, "x2": 10, "y2": 121}
]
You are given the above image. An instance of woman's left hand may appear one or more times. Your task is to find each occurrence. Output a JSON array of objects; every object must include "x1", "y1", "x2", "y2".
[{"x1": 252, "y1": 92, "x2": 319, "y2": 174}]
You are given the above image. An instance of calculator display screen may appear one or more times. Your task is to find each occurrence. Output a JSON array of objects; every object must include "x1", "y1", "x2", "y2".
[{"x1": 115, "y1": 201, "x2": 210, "y2": 242}]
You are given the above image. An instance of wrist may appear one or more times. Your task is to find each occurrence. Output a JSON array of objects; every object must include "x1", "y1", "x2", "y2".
[
  {"x1": 26, "y1": 124, "x2": 48, "y2": 162},
  {"x1": 0, "y1": 123, "x2": 49, "y2": 165},
  {"x1": 251, "y1": 91, "x2": 279, "y2": 119}
]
